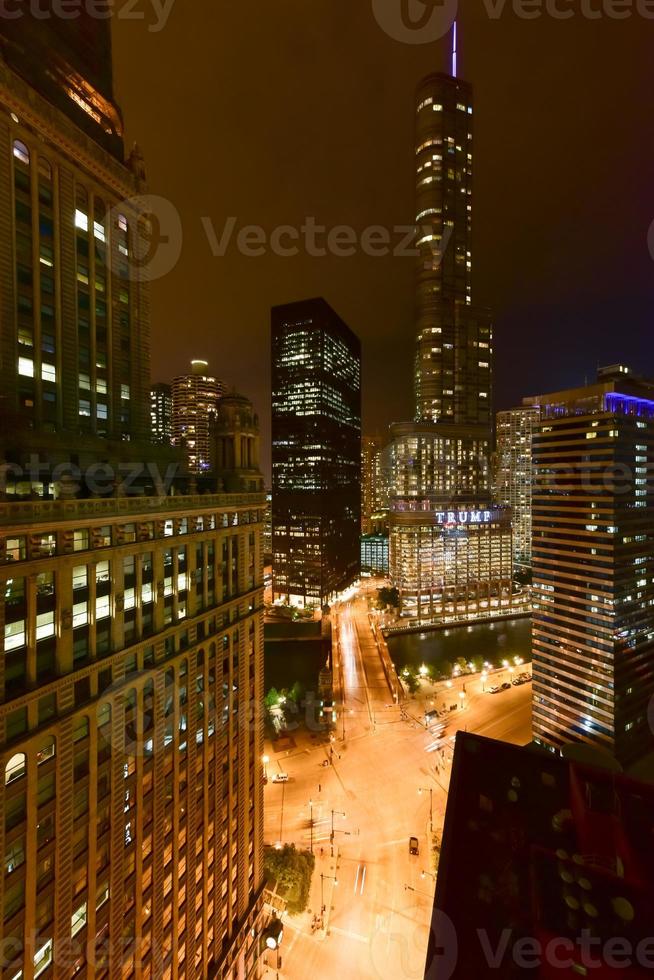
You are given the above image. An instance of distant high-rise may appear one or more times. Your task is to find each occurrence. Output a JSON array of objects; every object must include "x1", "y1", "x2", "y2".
[
  {"x1": 361, "y1": 436, "x2": 389, "y2": 534},
  {"x1": 172, "y1": 360, "x2": 226, "y2": 474},
  {"x1": 271, "y1": 298, "x2": 361, "y2": 607},
  {"x1": 388, "y1": 58, "x2": 515, "y2": 624},
  {"x1": 526, "y1": 366, "x2": 654, "y2": 766},
  {"x1": 495, "y1": 406, "x2": 540, "y2": 572},
  {"x1": 150, "y1": 382, "x2": 173, "y2": 444}
]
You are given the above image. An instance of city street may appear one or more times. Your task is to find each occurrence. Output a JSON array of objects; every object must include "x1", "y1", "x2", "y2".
[{"x1": 263, "y1": 595, "x2": 532, "y2": 979}]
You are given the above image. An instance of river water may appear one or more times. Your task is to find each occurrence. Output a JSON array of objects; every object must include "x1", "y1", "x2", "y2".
[{"x1": 386, "y1": 617, "x2": 533, "y2": 674}]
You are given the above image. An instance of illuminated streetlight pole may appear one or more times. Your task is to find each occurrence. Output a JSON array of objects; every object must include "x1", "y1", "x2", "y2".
[
  {"x1": 330, "y1": 809, "x2": 346, "y2": 858},
  {"x1": 418, "y1": 786, "x2": 433, "y2": 833}
]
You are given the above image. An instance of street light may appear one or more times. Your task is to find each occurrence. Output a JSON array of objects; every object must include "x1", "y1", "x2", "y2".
[
  {"x1": 330, "y1": 809, "x2": 346, "y2": 857},
  {"x1": 418, "y1": 786, "x2": 433, "y2": 833},
  {"x1": 481, "y1": 671, "x2": 488, "y2": 692},
  {"x1": 421, "y1": 870, "x2": 436, "y2": 881},
  {"x1": 262, "y1": 755, "x2": 269, "y2": 780}
]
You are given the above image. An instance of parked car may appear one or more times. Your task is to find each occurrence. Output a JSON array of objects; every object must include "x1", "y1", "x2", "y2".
[
  {"x1": 409, "y1": 837, "x2": 420, "y2": 856},
  {"x1": 271, "y1": 773, "x2": 289, "y2": 783},
  {"x1": 488, "y1": 685, "x2": 502, "y2": 694},
  {"x1": 501, "y1": 682, "x2": 511, "y2": 690}
]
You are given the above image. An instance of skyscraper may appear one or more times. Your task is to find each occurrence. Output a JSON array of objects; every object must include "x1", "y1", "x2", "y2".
[
  {"x1": 0, "y1": 16, "x2": 153, "y2": 473},
  {"x1": 361, "y1": 436, "x2": 389, "y2": 534},
  {"x1": 526, "y1": 366, "x2": 654, "y2": 766},
  {"x1": 413, "y1": 73, "x2": 492, "y2": 426},
  {"x1": 271, "y1": 298, "x2": 361, "y2": 607},
  {"x1": 172, "y1": 361, "x2": 227, "y2": 474},
  {"x1": 388, "y1": 54, "x2": 515, "y2": 624},
  {"x1": 495, "y1": 406, "x2": 540, "y2": 573},
  {"x1": 0, "y1": 18, "x2": 266, "y2": 978},
  {"x1": 150, "y1": 382, "x2": 173, "y2": 445}
]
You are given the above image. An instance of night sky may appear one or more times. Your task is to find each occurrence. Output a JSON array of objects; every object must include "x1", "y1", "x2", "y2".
[{"x1": 113, "y1": 2, "x2": 654, "y2": 477}]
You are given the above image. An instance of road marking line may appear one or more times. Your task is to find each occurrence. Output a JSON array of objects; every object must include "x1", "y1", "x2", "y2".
[
  {"x1": 360, "y1": 865, "x2": 366, "y2": 895},
  {"x1": 353, "y1": 864, "x2": 361, "y2": 893}
]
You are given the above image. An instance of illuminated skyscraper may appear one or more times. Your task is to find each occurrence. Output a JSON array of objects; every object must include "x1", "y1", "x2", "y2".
[
  {"x1": 172, "y1": 361, "x2": 227, "y2": 474},
  {"x1": 0, "y1": 16, "x2": 266, "y2": 979},
  {"x1": 361, "y1": 436, "x2": 389, "y2": 534},
  {"x1": 526, "y1": 366, "x2": 654, "y2": 766},
  {"x1": 413, "y1": 72, "x2": 492, "y2": 425},
  {"x1": 150, "y1": 382, "x2": 173, "y2": 445},
  {"x1": 389, "y1": 46, "x2": 515, "y2": 623},
  {"x1": 495, "y1": 406, "x2": 540, "y2": 572},
  {"x1": 271, "y1": 298, "x2": 361, "y2": 607},
  {"x1": 0, "y1": 16, "x2": 153, "y2": 470}
]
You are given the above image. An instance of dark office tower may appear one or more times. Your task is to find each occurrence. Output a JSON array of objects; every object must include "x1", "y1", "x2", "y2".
[
  {"x1": 271, "y1": 298, "x2": 361, "y2": 607},
  {"x1": 0, "y1": 19, "x2": 266, "y2": 980},
  {"x1": 150, "y1": 382, "x2": 173, "y2": 445},
  {"x1": 428, "y1": 732, "x2": 654, "y2": 979},
  {"x1": 0, "y1": 8, "x2": 121, "y2": 157},
  {"x1": 525, "y1": 366, "x2": 654, "y2": 767},
  {"x1": 414, "y1": 73, "x2": 492, "y2": 426}
]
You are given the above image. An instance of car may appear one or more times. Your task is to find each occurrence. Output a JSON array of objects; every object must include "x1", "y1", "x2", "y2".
[
  {"x1": 488, "y1": 685, "x2": 502, "y2": 694},
  {"x1": 501, "y1": 682, "x2": 511, "y2": 690},
  {"x1": 511, "y1": 677, "x2": 523, "y2": 686},
  {"x1": 271, "y1": 773, "x2": 289, "y2": 783},
  {"x1": 409, "y1": 837, "x2": 420, "y2": 856}
]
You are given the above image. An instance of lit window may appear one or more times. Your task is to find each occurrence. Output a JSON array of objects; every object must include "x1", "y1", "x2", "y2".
[
  {"x1": 4, "y1": 753, "x2": 26, "y2": 785},
  {"x1": 71, "y1": 901, "x2": 87, "y2": 937},
  {"x1": 41, "y1": 363, "x2": 56, "y2": 384},
  {"x1": 34, "y1": 939, "x2": 53, "y2": 978},
  {"x1": 75, "y1": 209, "x2": 88, "y2": 232},
  {"x1": 121, "y1": 384, "x2": 130, "y2": 401},
  {"x1": 97, "y1": 403, "x2": 108, "y2": 420},
  {"x1": 18, "y1": 357, "x2": 34, "y2": 378},
  {"x1": 79, "y1": 399, "x2": 91, "y2": 417},
  {"x1": 13, "y1": 140, "x2": 30, "y2": 165}
]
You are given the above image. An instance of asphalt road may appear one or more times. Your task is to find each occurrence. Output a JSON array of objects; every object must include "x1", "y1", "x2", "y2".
[{"x1": 263, "y1": 595, "x2": 532, "y2": 980}]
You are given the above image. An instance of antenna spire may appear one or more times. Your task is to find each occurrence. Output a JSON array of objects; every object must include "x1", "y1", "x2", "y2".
[{"x1": 452, "y1": 20, "x2": 458, "y2": 77}]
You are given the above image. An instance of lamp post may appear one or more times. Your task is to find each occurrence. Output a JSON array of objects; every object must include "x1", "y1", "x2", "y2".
[
  {"x1": 418, "y1": 786, "x2": 433, "y2": 833},
  {"x1": 262, "y1": 755, "x2": 269, "y2": 780},
  {"x1": 481, "y1": 671, "x2": 488, "y2": 693},
  {"x1": 421, "y1": 870, "x2": 436, "y2": 881},
  {"x1": 330, "y1": 809, "x2": 346, "y2": 858}
]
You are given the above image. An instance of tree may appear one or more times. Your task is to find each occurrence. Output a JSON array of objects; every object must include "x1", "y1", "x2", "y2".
[
  {"x1": 264, "y1": 844, "x2": 315, "y2": 914},
  {"x1": 377, "y1": 587, "x2": 400, "y2": 610}
]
